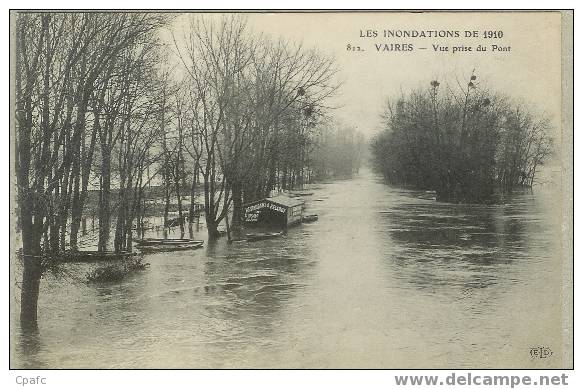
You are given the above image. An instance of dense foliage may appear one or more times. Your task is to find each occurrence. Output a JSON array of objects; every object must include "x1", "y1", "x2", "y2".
[{"x1": 371, "y1": 73, "x2": 553, "y2": 203}]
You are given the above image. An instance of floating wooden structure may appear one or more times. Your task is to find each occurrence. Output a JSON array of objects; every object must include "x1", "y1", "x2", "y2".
[
  {"x1": 134, "y1": 238, "x2": 195, "y2": 246},
  {"x1": 289, "y1": 191, "x2": 314, "y2": 197},
  {"x1": 243, "y1": 195, "x2": 304, "y2": 229},
  {"x1": 245, "y1": 231, "x2": 284, "y2": 242},
  {"x1": 138, "y1": 241, "x2": 204, "y2": 253},
  {"x1": 59, "y1": 250, "x2": 137, "y2": 263},
  {"x1": 302, "y1": 214, "x2": 319, "y2": 223},
  {"x1": 135, "y1": 238, "x2": 204, "y2": 253}
]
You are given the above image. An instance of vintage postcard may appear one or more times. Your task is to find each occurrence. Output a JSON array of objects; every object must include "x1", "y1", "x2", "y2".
[{"x1": 10, "y1": 10, "x2": 573, "y2": 370}]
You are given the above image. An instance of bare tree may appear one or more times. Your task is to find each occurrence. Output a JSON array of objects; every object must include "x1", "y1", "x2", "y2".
[
  {"x1": 14, "y1": 12, "x2": 167, "y2": 330},
  {"x1": 173, "y1": 15, "x2": 340, "y2": 238}
]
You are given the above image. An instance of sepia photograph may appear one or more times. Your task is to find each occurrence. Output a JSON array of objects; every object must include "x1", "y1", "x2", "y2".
[{"x1": 9, "y1": 9, "x2": 573, "y2": 372}]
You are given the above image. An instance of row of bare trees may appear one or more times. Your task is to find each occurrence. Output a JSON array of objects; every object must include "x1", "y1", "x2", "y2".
[
  {"x1": 14, "y1": 13, "x2": 342, "y2": 330},
  {"x1": 15, "y1": 12, "x2": 170, "y2": 330},
  {"x1": 172, "y1": 15, "x2": 340, "y2": 237}
]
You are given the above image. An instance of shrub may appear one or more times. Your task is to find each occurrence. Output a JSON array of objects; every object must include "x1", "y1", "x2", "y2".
[{"x1": 86, "y1": 256, "x2": 149, "y2": 283}]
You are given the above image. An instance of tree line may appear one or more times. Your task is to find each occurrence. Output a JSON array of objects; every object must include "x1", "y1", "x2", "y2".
[
  {"x1": 15, "y1": 12, "x2": 169, "y2": 331},
  {"x1": 311, "y1": 124, "x2": 366, "y2": 180},
  {"x1": 371, "y1": 72, "x2": 553, "y2": 203},
  {"x1": 171, "y1": 16, "x2": 342, "y2": 238},
  {"x1": 14, "y1": 13, "x2": 364, "y2": 331}
]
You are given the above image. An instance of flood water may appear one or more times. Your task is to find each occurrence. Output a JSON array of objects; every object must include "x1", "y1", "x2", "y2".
[{"x1": 11, "y1": 169, "x2": 567, "y2": 368}]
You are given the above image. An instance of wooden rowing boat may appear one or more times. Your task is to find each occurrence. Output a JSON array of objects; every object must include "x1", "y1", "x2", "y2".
[
  {"x1": 59, "y1": 250, "x2": 137, "y2": 262},
  {"x1": 134, "y1": 238, "x2": 202, "y2": 247},
  {"x1": 245, "y1": 231, "x2": 283, "y2": 242},
  {"x1": 302, "y1": 214, "x2": 319, "y2": 223},
  {"x1": 289, "y1": 191, "x2": 315, "y2": 197},
  {"x1": 138, "y1": 241, "x2": 204, "y2": 253}
]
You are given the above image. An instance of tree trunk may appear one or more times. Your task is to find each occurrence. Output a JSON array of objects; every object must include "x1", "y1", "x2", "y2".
[
  {"x1": 69, "y1": 156, "x2": 81, "y2": 251},
  {"x1": 203, "y1": 172, "x2": 220, "y2": 241},
  {"x1": 174, "y1": 171, "x2": 184, "y2": 237},
  {"x1": 163, "y1": 175, "x2": 170, "y2": 228},
  {"x1": 231, "y1": 181, "x2": 243, "y2": 230},
  {"x1": 70, "y1": 112, "x2": 98, "y2": 250},
  {"x1": 98, "y1": 147, "x2": 111, "y2": 252},
  {"x1": 114, "y1": 187, "x2": 126, "y2": 253},
  {"x1": 225, "y1": 211, "x2": 232, "y2": 242},
  {"x1": 18, "y1": 196, "x2": 42, "y2": 332},
  {"x1": 48, "y1": 183, "x2": 60, "y2": 254},
  {"x1": 114, "y1": 146, "x2": 128, "y2": 253},
  {"x1": 206, "y1": 218, "x2": 220, "y2": 241},
  {"x1": 20, "y1": 253, "x2": 42, "y2": 332},
  {"x1": 189, "y1": 168, "x2": 197, "y2": 222}
]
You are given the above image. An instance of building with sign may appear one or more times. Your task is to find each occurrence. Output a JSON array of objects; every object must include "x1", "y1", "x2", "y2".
[{"x1": 243, "y1": 195, "x2": 305, "y2": 229}]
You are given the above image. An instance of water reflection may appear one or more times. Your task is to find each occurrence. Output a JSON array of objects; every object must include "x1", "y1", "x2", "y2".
[
  {"x1": 12, "y1": 169, "x2": 564, "y2": 368},
  {"x1": 15, "y1": 329, "x2": 46, "y2": 369},
  {"x1": 380, "y1": 189, "x2": 551, "y2": 293},
  {"x1": 202, "y1": 234, "x2": 313, "y2": 344}
]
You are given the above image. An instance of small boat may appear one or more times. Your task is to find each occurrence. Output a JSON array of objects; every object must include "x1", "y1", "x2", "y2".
[
  {"x1": 134, "y1": 238, "x2": 201, "y2": 247},
  {"x1": 245, "y1": 231, "x2": 283, "y2": 242},
  {"x1": 289, "y1": 191, "x2": 314, "y2": 197},
  {"x1": 138, "y1": 241, "x2": 204, "y2": 253},
  {"x1": 229, "y1": 238, "x2": 248, "y2": 243},
  {"x1": 302, "y1": 214, "x2": 318, "y2": 223},
  {"x1": 59, "y1": 250, "x2": 137, "y2": 262}
]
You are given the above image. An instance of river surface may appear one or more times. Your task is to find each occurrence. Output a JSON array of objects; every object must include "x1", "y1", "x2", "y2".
[{"x1": 11, "y1": 169, "x2": 567, "y2": 368}]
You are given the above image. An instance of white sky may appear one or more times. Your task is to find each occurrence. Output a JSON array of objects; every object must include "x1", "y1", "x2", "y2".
[{"x1": 165, "y1": 11, "x2": 563, "y2": 140}]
